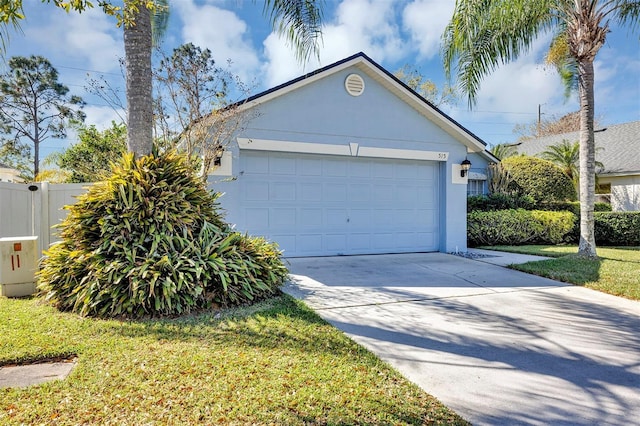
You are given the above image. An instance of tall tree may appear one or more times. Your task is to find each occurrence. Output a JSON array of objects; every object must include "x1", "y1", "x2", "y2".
[
  {"x1": 50, "y1": 121, "x2": 127, "y2": 183},
  {"x1": 514, "y1": 110, "x2": 601, "y2": 140},
  {"x1": 154, "y1": 43, "x2": 252, "y2": 178},
  {"x1": 122, "y1": 0, "x2": 323, "y2": 157},
  {"x1": 393, "y1": 65, "x2": 458, "y2": 107},
  {"x1": 442, "y1": 0, "x2": 640, "y2": 258},
  {"x1": 0, "y1": 55, "x2": 85, "y2": 179},
  {"x1": 538, "y1": 138, "x2": 604, "y2": 191},
  {"x1": 2, "y1": 1, "x2": 324, "y2": 158},
  {"x1": 123, "y1": 0, "x2": 153, "y2": 156}
]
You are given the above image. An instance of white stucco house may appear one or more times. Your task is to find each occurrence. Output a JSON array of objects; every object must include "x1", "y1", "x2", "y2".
[
  {"x1": 209, "y1": 52, "x2": 496, "y2": 257},
  {"x1": 516, "y1": 121, "x2": 640, "y2": 211}
]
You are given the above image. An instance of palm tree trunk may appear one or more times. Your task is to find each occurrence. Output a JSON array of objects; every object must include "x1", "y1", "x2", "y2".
[
  {"x1": 577, "y1": 58, "x2": 597, "y2": 258},
  {"x1": 124, "y1": 1, "x2": 153, "y2": 157}
]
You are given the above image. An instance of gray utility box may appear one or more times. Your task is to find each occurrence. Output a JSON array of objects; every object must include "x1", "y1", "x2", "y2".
[{"x1": 0, "y1": 236, "x2": 38, "y2": 297}]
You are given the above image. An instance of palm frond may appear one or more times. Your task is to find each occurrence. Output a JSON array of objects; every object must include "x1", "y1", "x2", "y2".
[
  {"x1": 261, "y1": 0, "x2": 324, "y2": 63},
  {"x1": 151, "y1": 0, "x2": 169, "y2": 47},
  {"x1": 442, "y1": 0, "x2": 557, "y2": 107}
]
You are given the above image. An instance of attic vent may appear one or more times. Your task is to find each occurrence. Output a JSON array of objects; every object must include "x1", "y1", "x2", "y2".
[{"x1": 345, "y1": 73, "x2": 365, "y2": 96}]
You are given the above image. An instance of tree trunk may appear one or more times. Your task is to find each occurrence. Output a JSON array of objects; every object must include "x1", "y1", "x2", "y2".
[
  {"x1": 124, "y1": 2, "x2": 153, "y2": 157},
  {"x1": 577, "y1": 58, "x2": 597, "y2": 258}
]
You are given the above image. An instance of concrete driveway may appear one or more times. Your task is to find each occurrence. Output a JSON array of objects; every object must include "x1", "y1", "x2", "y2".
[{"x1": 283, "y1": 252, "x2": 640, "y2": 426}]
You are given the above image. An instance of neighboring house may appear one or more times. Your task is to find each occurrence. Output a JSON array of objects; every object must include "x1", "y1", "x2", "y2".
[
  {"x1": 515, "y1": 121, "x2": 640, "y2": 211},
  {"x1": 210, "y1": 52, "x2": 496, "y2": 257},
  {"x1": 0, "y1": 162, "x2": 22, "y2": 183}
]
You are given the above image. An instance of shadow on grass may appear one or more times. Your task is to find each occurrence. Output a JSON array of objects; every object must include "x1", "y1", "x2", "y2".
[{"x1": 99, "y1": 295, "x2": 371, "y2": 359}]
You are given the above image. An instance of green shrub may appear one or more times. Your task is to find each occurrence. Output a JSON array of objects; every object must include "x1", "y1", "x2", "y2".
[
  {"x1": 594, "y1": 212, "x2": 640, "y2": 246},
  {"x1": 501, "y1": 156, "x2": 576, "y2": 203},
  {"x1": 467, "y1": 193, "x2": 535, "y2": 212},
  {"x1": 38, "y1": 151, "x2": 288, "y2": 318},
  {"x1": 541, "y1": 201, "x2": 611, "y2": 215},
  {"x1": 467, "y1": 209, "x2": 575, "y2": 246}
]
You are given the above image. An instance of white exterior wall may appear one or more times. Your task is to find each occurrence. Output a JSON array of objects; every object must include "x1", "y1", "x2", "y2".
[{"x1": 599, "y1": 175, "x2": 640, "y2": 211}]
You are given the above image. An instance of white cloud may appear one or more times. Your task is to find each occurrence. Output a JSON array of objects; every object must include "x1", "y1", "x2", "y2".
[
  {"x1": 446, "y1": 33, "x2": 575, "y2": 143},
  {"x1": 25, "y1": 6, "x2": 122, "y2": 73},
  {"x1": 82, "y1": 105, "x2": 126, "y2": 131},
  {"x1": 172, "y1": 1, "x2": 261, "y2": 84},
  {"x1": 402, "y1": 0, "x2": 456, "y2": 59},
  {"x1": 262, "y1": 0, "x2": 406, "y2": 87}
]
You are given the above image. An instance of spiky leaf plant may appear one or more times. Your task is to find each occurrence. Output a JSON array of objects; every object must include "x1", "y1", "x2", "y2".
[{"x1": 38, "y1": 150, "x2": 287, "y2": 318}]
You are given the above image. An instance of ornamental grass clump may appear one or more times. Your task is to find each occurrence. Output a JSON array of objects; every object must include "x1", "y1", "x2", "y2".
[{"x1": 38, "y1": 150, "x2": 288, "y2": 318}]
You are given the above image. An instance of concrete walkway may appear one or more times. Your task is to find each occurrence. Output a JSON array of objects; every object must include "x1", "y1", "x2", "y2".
[
  {"x1": 283, "y1": 252, "x2": 640, "y2": 426},
  {"x1": 0, "y1": 360, "x2": 76, "y2": 389}
]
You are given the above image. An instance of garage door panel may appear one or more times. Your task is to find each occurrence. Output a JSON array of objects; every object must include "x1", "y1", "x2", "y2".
[
  {"x1": 395, "y1": 232, "x2": 418, "y2": 248},
  {"x1": 323, "y1": 159, "x2": 347, "y2": 177},
  {"x1": 271, "y1": 182, "x2": 296, "y2": 200},
  {"x1": 418, "y1": 187, "x2": 436, "y2": 204},
  {"x1": 396, "y1": 186, "x2": 418, "y2": 203},
  {"x1": 297, "y1": 234, "x2": 323, "y2": 253},
  {"x1": 271, "y1": 208, "x2": 296, "y2": 227},
  {"x1": 326, "y1": 209, "x2": 347, "y2": 226},
  {"x1": 299, "y1": 157, "x2": 322, "y2": 176},
  {"x1": 325, "y1": 234, "x2": 347, "y2": 252},
  {"x1": 396, "y1": 162, "x2": 420, "y2": 179},
  {"x1": 372, "y1": 233, "x2": 394, "y2": 250},
  {"x1": 300, "y1": 183, "x2": 322, "y2": 201},
  {"x1": 349, "y1": 161, "x2": 370, "y2": 177},
  {"x1": 348, "y1": 184, "x2": 371, "y2": 201},
  {"x1": 376, "y1": 184, "x2": 395, "y2": 202},
  {"x1": 349, "y1": 234, "x2": 371, "y2": 250},
  {"x1": 238, "y1": 151, "x2": 439, "y2": 257},
  {"x1": 245, "y1": 208, "x2": 269, "y2": 229},
  {"x1": 300, "y1": 208, "x2": 322, "y2": 227},
  {"x1": 245, "y1": 155, "x2": 270, "y2": 174},
  {"x1": 270, "y1": 155, "x2": 296, "y2": 174},
  {"x1": 245, "y1": 182, "x2": 269, "y2": 201},
  {"x1": 372, "y1": 162, "x2": 394, "y2": 178}
]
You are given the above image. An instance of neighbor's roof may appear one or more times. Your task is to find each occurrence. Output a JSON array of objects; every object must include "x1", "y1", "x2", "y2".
[
  {"x1": 514, "y1": 121, "x2": 640, "y2": 176},
  {"x1": 233, "y1": 52, "x2": 497, "y2": 162}
]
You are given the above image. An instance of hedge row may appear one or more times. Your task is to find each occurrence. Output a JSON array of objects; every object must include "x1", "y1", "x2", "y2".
[
  {"x1": 468, "y1": 209, "x2": 640, "y2": 246},
  {"x1": 468, "y1": 194, "x2": 611, "y2": 213},
  {"x1": 593, "y1": 212, "x2": 640, "y2": 246},
  {"x1": 467, "y1": 209, "x2": 575, "y2": 246}
]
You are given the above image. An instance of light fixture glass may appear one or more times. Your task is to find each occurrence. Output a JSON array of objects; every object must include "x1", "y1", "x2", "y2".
[{"x1": 460, "y1": 159, "x2": 471, "y2": 177}]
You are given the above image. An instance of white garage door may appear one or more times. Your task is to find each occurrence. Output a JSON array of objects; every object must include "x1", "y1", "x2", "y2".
[{"x1": 237, "y1": 151, "x2": 439, "y2": 257}]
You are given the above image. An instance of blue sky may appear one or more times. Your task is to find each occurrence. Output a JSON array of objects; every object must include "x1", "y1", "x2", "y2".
[{"x1": 4, "y1": 0, "x2": 640, "y2": 159}]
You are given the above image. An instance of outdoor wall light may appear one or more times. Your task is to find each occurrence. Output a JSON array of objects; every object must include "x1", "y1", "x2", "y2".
[{"x1": 460, "y1": 159, "x2": 472, "y2": 177}]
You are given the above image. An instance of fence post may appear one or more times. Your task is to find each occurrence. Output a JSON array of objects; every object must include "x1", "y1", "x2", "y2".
[{"x1": 39, "y1": 182, "x2": 50, "y2": 256}]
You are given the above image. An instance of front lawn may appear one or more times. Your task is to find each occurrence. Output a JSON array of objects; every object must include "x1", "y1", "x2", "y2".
[
  {"x1": 483, "y1": 245, "x2": 640, "y2": 300},
  {"x1": 0, "y1": 295, "x2": 468, "y2": 425}
]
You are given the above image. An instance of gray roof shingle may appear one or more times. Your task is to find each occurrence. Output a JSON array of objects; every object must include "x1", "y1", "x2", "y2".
[{"x1": 514, "y1": 121, "x2": 640, "y2": 176}]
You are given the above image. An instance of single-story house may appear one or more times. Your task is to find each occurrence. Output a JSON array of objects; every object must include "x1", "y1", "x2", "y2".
[
  {"x1": 515, "y1": 121, "x2": 640, "y2": 211},
  {"x1": 0, "y1": 162, "x2": 22, "y2": 183},
  {"x1": 210, "y1": 52, "x2": 496, "y2": 257}
]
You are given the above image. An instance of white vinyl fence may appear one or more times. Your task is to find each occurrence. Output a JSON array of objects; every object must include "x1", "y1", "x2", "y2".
[{"x1": 0, "y1": 182, "x2": 90, "y2": 255}]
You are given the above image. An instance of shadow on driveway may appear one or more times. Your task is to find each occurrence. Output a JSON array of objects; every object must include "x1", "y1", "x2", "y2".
[{"x1": 284, "y1": 253, "x2": 640, "y2": 426}]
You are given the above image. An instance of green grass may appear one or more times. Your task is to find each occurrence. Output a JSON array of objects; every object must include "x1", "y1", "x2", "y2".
[
  {"x1": 483, "y1": 245, "x2": 640, "y2": 300},
  {"x1": 0, "y1": 295, "x2": 468, "y2": 425}
]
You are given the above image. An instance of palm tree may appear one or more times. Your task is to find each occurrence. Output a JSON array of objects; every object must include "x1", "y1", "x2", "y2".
[
  {"x1": 442, "y1": 1, "x2": 639, "y2": 258},
  {"x1": 490, "y1": 143, "x2": 518, "y2": 160},
  {"x1": 540, "y1": 139, "x2": 580, "y2": 181},
  {"x1": 539, "y1": 139, "x2": 604, "y2": 194},
  {"x1": 122, "y1": 0, "x2": 324, "y2": 157}
]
